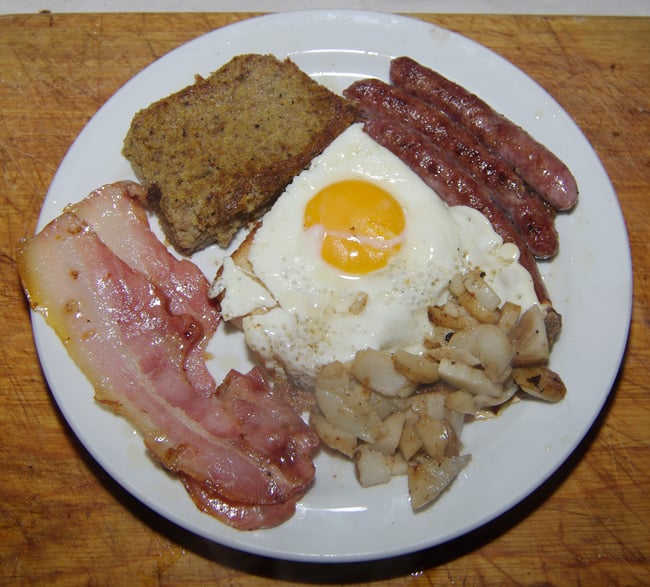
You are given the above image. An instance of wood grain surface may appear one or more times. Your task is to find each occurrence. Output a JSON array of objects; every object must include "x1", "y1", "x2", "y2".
[{"x1": 1, "y1": 12, "x2": 648, "y2": 586}]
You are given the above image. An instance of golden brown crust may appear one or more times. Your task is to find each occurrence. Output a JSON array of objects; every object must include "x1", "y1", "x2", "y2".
[{"x1": 122, "y1": 53, "x2": 358, "y2": 255}]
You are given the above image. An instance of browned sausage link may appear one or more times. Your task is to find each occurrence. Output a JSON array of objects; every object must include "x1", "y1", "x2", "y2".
[
  {"x1": 390, "y1": 56, "x2": 579, "y2": 212},
  {"x1": 345, "y1": 79, "x2": 559, "y2": 259},
  {"x1": 362, "y1": 115, "x2": 551, "y2": 305}
]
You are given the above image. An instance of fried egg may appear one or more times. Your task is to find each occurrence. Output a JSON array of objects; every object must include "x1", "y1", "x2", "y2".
[{"x1": 213, "y1": 124, "x2": 538, "y2": 388}]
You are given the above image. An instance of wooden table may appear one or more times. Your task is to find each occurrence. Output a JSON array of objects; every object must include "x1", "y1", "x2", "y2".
[{"x1": 2, "y1": 12, "x2": 648, "y2": 585}]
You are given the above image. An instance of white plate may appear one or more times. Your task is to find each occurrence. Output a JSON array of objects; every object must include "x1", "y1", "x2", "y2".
[{"x1": 32, "y1": 10, "x2": 632, "y2": 562}]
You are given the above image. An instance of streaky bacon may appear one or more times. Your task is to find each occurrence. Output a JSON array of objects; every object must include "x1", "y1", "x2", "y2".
[
  {"x1": 181, "y1": 473, "x2": 302, "y2": 531},
  {"x1": 17, "y1": 185, "x2": 319, "y2": 528},
  {"x1": 71, "y1": 180, "x2": 220, "y2": 396},
  {"x1": 217, "y1": 369, "x2": 319, "y2": 486},
  {"x1": 179, "y1": 369, "x2": 320, "y2": 530}
]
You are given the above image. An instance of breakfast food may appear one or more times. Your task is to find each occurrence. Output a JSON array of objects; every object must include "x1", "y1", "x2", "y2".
[
  {"x1": 212, "y1": 124, "x2": 541, "y2": 390},
  {"x1": 17, "y1": 183, "x2": 319, "y2": 530},
  {"x1": 122, "y1": 53, "x2": 358, "y2": 254},
  {"x1": 180, "y1": 368, "x2": 319, "y2": 530},
  {"x1": 21, "y1": 48, "x2": 574, "y2": 528},
  {"x1": 70, "y1": 182, "x2": 219, "y2": 396},
  {"x1": 360, "y1": 115, "x2": 552, "y2": 305},
  {"x1": 390, "y1": 56, "x2": 579, "y2": 211},
  {"x1": 213, "y1": 120, "x2": 567, "y2": 509},
  {"x1": 344, "y1": 78, "x2": 559, "y2": 259},
  {"x1": 309, "y1": 269, "x2": 565, "y2": 510}
]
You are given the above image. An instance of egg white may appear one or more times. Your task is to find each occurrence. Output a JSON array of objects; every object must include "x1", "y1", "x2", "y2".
[{"x1": 213, "y1": 124, "x2": 538, "y2": 388}]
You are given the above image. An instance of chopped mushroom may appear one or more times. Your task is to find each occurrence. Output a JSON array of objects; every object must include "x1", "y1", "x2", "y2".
[
  {"x1": 448, "y1": 324, "x2": 514, "y2": 383},
  {"x1": 513, "y1": 366, "x2": 567, "y2": 402},
  {"x1": 309, "y1": 409, "x2": 357, "y2": 458},
  {"x1": 509, "y1": 304, "x2": 550, "y2": 366},
  {"x1": 309, "y1": 268, "x2": 566, "y2": 511},
  {"x1": 438, "y1": 358, "x2": 503, "y2": 398},
  {"x1": 392, "y1": 349, "x2": 440, "y2": 384},
  {"x1": 408, "y1": 455, "x2": 471, "y2": 510},
  {"x1": 354, "y1": 446, "x2": 394, "y2": 487},
  {"x1": 352, "y1": 348, "x2": 415, "y2": 398}
]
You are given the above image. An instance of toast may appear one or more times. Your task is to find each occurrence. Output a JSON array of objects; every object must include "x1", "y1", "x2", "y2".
[{"x1": 122, "y1": 53, "x2": 358, "y2": 254}]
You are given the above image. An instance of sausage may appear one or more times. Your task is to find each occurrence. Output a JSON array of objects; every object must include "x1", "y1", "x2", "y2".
[
  {"x1": 390, "y1": 56, "x2": 578, "y2": 212},
  {"x1": 362, "y1": 115, "x2": 551, "y2": 305},
  {"x1": 345, "y1": 78, "x2": 559, "y2": 259}
]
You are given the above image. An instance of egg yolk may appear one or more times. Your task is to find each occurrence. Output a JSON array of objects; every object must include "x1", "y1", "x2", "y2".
[{"x1": 304, "y1": 179, "x2": 406, "y2": 274}]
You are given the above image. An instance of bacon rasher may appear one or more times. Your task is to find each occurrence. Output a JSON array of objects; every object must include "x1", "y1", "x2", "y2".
[
  {"x1": 71, "y1": 181, "x2": 219, "y2": 396},
  {"x1": 17, "y1": 184, "x2": 318, "y2": 528},
  {"x1": 181, "y1": 473, "x2": 301, "y2": 531}
]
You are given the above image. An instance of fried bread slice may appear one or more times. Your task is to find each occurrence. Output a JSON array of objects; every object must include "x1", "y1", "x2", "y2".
[{"x1": 123, "y1": 53, "x2": 358, "y2": 254}]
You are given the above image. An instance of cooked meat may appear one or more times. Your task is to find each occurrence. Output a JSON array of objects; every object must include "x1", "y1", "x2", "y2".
[{"x1": 122, "y1": 53, "x2": 358, "y2": 254}]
